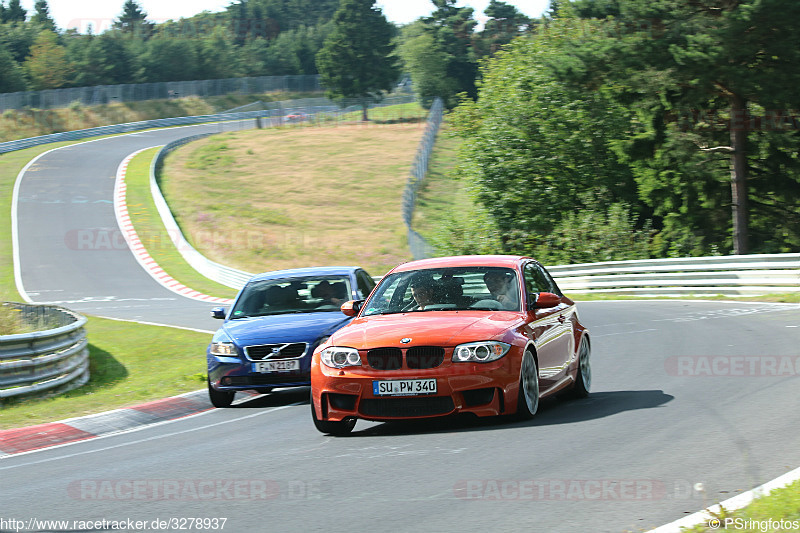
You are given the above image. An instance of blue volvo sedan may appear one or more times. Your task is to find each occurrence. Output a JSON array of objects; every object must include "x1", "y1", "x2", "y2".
[{"x1": 206, "y1": 266, "x2": 376, "y2": 407}]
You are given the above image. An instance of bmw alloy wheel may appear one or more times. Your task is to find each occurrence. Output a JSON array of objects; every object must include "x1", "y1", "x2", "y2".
[
  {"x1": 517, "y1": 351, "x2": 539, "y2": 419},
  {"x1": 570, "y1": 336, "x2": 591, "y2": 399}
]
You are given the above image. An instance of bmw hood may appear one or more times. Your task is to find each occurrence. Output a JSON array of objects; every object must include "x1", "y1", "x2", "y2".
[
  {"x1": 329, "y1": 311, "x2": 523, "y2": 349},
  {"x1": 222, "y1": 313, "x2": 351, "y2": 345}
]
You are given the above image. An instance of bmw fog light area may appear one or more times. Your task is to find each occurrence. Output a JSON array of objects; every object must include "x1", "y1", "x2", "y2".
[
  {"x1": 453, "y1": 341, "x2": 510, "y2": 363},
  {"x1": 321, "y1": 347, "x2": 361, "y2": 368}
]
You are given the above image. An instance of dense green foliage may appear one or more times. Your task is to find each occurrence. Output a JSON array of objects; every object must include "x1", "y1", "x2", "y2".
[
  {"x1": 315, "y1": 0, "x2": 399, "y2": 119},
  {"x1": 448, "y1": 0, "x2": 800, "y2": 262},
  {"x1": 397, "y1": 0, "x2": 532, "y2": 109}
]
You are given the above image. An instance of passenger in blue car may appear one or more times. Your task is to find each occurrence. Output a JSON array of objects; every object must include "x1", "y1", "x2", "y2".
[{"x1": 311, "y1": 280, "x2": 347, "y2": 308}]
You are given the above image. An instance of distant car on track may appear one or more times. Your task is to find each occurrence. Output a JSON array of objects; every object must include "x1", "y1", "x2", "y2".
[
  {"x1": 310, "y1": 255, "x2": 591, "y2": 435},
  {"x1": 283, "y1": 112, "x2": 309, "y2": 123},
  {"x1": 207, "y1": 266, "x2": 376, "y2": 407}
]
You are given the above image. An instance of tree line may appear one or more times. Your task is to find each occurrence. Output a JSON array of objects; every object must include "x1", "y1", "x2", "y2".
[
  {"x1": 0, "y1": 0, "x2": 531, "y2": 96},
  {"x1": 442, "y1": 0, "x2": 800, "y2": 261}
]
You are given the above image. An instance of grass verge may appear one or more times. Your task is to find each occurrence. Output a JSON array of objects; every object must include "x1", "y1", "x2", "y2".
[
  {"x1": 682, "y1": 479, "x2": 800, "y2": 532},
  {"x1": 411, "y1": 124, "x2": 469, "y2": 238},
  {"x1": 124, "y1": 148, "x2": 238, "y2": 299},
  {"x1": 0, "y1": 316, "x2": 210, "y2": 430}
]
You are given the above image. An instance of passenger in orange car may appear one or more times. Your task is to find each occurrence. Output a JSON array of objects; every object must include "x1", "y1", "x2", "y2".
[{"x1": 484, "y1": 270, "x2": 518, "y2": 309}]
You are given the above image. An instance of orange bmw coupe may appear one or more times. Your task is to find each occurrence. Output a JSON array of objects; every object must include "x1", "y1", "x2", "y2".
[{"x1": 310, "y1": 255, "x2": 591, "y2": 435}]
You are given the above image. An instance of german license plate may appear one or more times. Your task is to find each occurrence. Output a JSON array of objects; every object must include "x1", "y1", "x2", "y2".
[
  {"x1": 373, "y1": 379, "x2": 437, "y2": 396},
  {"x1": 253, "y1": 360, "x2": 299, "y2": 373}
]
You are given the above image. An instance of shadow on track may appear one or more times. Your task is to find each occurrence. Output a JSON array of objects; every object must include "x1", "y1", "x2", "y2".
[
  {"x1": 349, "y1": 389, "x2": 674, "y2": 437},
  {"x1": 228, "y1": 386, "x2": 311, "y2": 409}
]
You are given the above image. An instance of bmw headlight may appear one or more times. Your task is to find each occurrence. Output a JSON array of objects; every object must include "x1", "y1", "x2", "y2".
[
  {"x1": 321, "y1": 346, "x2": 361, "y2": 368},
  {"x1": 453, "y1": 341, "x2": 510, "y2": 363},
  {"x1": 209, "y1": 340, "x2": 237, "y2": 357}
]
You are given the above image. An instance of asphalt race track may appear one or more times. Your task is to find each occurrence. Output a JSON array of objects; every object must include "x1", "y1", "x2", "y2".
[
  {"x1": 14, "y1": 122, "x2": 255, "y2": 331},
  {"x1": 6, "y1": 127, "x2": 800, "y2": 532}
]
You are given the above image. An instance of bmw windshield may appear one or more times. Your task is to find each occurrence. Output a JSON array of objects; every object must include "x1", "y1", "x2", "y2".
[{"x1": 361, "y1": 267, "x2": 521, "y2": 316}]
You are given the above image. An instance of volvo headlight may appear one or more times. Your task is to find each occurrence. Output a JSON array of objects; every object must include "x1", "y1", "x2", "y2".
[
  {"x1": 321, "y1": 346, "x2": 361, "y2": 368},
  {"x1": 209, "y1": 342, "x2": 237, "y2": 356},
  {"x1": 453, "y1": 341, "x2": 510, "y2": 363}
]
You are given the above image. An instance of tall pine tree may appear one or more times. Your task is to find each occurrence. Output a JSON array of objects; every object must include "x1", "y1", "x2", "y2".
[
  {"x1": 31, "y1": 1, "x2": 56, "y2": 31},
  {"x1": 315, "y1": 0, "x2": 399, "y2": 120},
  {"x1": 113, "y1": 0, "x2": 154, "y2": 38}
]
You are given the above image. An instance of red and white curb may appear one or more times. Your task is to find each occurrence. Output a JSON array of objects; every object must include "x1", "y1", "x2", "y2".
[
  {"x1": 0, "y1": 390, "x2": 212, "y2": 456},
  {"x1": 114, "y1": 149, "x2": 232, "y2": 305},
  {"x1": 0, "y1": 389, "x2": 270, "y2": 457}
]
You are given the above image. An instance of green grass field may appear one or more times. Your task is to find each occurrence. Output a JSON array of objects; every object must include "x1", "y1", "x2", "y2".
[
  {"x1": 0, "y1": 90, "x2": 324, "y2": 143},
  {"x1": 160, "y1": 107, "x2": 427, "y2": 277}
]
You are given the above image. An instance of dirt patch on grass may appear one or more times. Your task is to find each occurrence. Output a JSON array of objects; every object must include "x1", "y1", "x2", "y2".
[{"x1": 162, "y1": 122, "x2": 427, "y2": 276}]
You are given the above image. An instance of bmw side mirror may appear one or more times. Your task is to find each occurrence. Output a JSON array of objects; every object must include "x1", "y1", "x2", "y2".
[
  {"x1": 211, "y1": 307, "x2": 227, "y2": 319},
  {"x1": 340, "y1": 300, "x2": 363, "y2": 317},
  {"x1": 531, "y1": 292, "x2": 560, "y2": 309}
]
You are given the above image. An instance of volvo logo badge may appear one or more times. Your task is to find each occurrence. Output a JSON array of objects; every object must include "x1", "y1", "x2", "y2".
[{"x1": 400, "y1": 338, "x2": 412, "y2": 344}]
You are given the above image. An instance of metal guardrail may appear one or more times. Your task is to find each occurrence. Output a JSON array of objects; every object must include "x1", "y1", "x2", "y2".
[
  {"x1": 0, "y1": 303, "x2": 89, "y2": 399},
  {"x1": 0, "y1": 95, "x2": 420, "y2": 155},
  {"x1": 150, "y1": 134, "x2": 253, "y2": 291},
  {"x1": 0, "y1": 74, "x2": 322, "y2": 112},
  {"x1": 0, "y1": 110, "x2": 275, "y2": 155},
  {"x1": 550, "y1": 253, "x2": 800, "y2": 296},
  {"x1": 403, "y1": 97, "x2": 443, "y2": 260}
]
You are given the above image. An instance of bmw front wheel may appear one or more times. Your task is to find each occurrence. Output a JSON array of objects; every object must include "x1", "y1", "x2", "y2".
[{"x1": 516, "y1": 351, "x2": 539, "y2": 419}]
